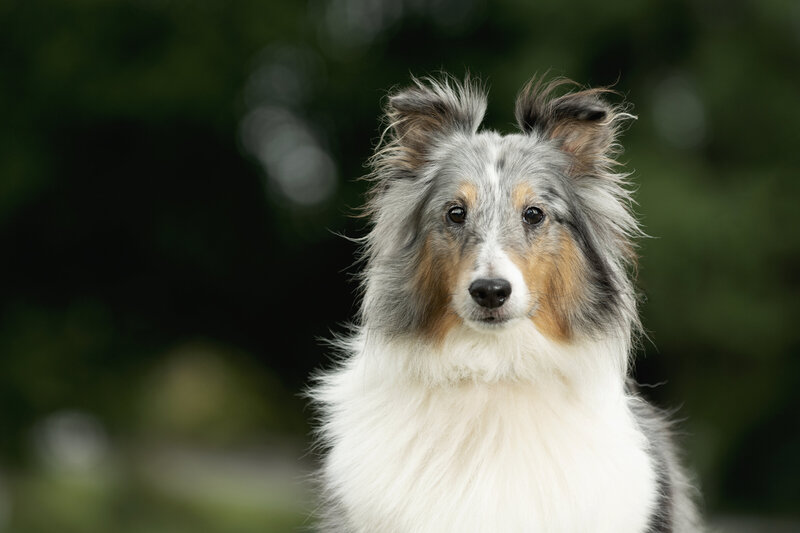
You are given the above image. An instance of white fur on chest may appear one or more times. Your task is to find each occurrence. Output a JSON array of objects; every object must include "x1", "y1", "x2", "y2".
[{"x1": 316, "y1": 325, "x2": 658, "y2": 533}]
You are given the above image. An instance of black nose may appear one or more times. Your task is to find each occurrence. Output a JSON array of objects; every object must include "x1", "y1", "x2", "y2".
[{"x1": 469, "y1": 278, "x2": 512, "y2": 309}]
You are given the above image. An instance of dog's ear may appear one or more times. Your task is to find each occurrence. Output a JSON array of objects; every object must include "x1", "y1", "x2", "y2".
[
  {"x1": 381, "y1": 76, "x2": 487, "y2": 170},
  {"x1": 515, "y1": 77, "x2": 630, "y2": 174}
]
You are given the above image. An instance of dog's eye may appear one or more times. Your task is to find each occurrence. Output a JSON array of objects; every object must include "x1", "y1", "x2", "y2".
[
  {"x1": 522, "y1": 206, "x2": 545, "y2": 226},
  {"x1": 447, "y1": 206, "x2": 467, "y2": 224}
]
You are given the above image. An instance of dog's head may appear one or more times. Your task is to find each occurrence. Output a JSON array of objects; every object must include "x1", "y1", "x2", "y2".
[{"x1": 361, "y1": 76, "x2": 640, "y2": 345}]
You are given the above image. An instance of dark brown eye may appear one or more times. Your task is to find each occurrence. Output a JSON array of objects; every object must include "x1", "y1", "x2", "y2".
[
  {"x1": 447, "y1": 205, "x2": 466, "y2": 224},
  {"x1": 522, "y1": 206, "x2": 545, "y2": 225}
]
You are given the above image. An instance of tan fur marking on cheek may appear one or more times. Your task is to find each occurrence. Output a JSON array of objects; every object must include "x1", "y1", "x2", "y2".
[
  {"x1": 512, "y1": 231, "x2": 584, "y2": 342},
  {"x1": 416, "y1": 239, "x2": 462, "y2": 344}
]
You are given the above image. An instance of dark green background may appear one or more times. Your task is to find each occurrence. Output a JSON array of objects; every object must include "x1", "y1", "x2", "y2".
[{"x1": 1, "y1": 0, "x2": 798, "y2": 530}]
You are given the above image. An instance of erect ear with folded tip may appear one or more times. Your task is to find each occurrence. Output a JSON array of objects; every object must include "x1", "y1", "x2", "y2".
[
  {"x1": 515, "y1": 78, "x2": 628, "y2": 174},
  {"x1": 383, "y1": 76, "x2": 487, "y2": 170}
]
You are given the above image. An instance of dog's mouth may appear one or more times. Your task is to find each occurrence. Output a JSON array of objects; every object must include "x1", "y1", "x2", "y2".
[{"x1": 471, "y1": 310, "x2": 512, "y2": 327}]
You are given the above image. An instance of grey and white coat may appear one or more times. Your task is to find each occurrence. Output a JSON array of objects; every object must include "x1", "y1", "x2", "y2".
[{"x1": 311, "y1": 75, "x2": 703, "y2": 533}]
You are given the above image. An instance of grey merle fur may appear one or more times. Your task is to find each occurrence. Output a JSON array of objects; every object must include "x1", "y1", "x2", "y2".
[
  {"x1": 345, "y1": 75, "x2": 702, "y2": 531},
  {"x1": 361, "y1": 75, "x2": 639, "y2": 341}
]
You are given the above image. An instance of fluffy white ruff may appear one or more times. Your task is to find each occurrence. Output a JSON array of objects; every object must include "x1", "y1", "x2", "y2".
[{"x1": 313, "y1": 321, "x2": 658, "y2": 532}]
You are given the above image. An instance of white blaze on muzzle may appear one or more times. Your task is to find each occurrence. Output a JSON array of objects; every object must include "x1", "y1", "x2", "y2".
[{"x1": 455, "y1": 231, "x2": 531, "y2": 325}]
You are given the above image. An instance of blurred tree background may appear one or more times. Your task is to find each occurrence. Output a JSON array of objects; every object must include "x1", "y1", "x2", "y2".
[{"x1": 0, "y1": 0, "x2": 798, "y2": 531}]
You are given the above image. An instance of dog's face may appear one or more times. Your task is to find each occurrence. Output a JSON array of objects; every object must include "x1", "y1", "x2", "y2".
[
  {"x1": 363, "y1": 77, "x2": 639, "y2": 344},
  {"x1": 418, "y1": 133, "x2": 586, "y2": 340}
]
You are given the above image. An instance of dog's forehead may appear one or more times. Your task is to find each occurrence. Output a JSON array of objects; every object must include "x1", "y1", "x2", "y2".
[{"x1": 435, "y1": 131, "x2": 565, "y2": 201}]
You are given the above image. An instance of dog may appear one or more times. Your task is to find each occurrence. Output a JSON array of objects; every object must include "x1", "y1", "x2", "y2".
[{"x1": 310, "y1": 75, "x2": 703, "y2": 532}]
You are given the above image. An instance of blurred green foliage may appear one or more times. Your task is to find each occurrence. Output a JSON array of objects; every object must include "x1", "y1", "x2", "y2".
[{"x1": 0, "y1": 0, "x2": 798, "y2": 529}]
